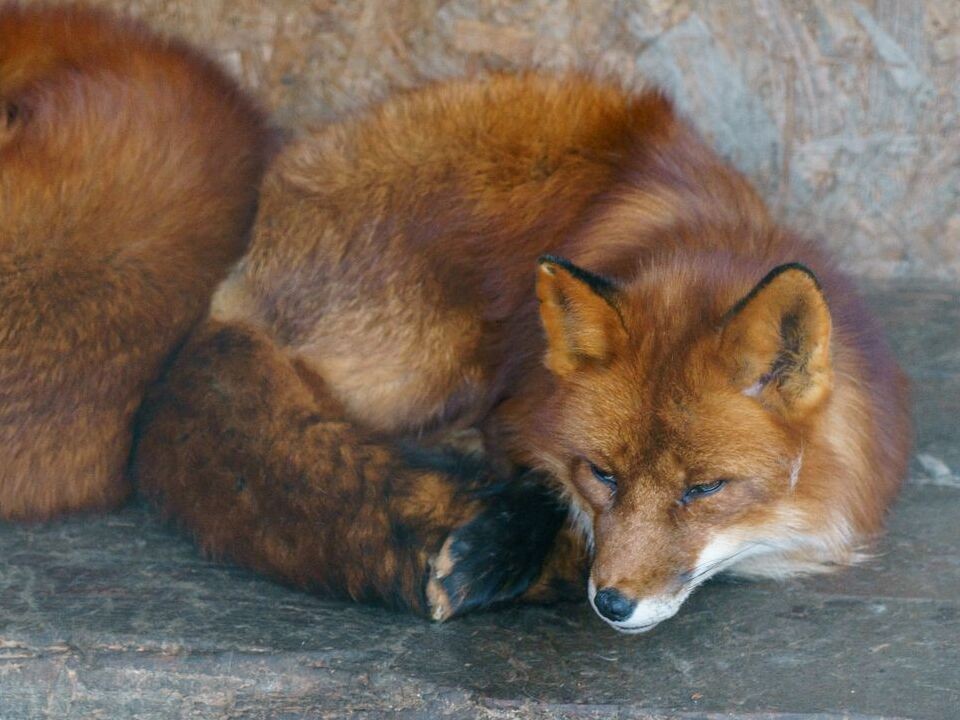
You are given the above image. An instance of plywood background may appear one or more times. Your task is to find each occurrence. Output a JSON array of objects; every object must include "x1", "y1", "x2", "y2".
[{"x1": 40, "y1": 0, "x2": 960, "y2": 279}]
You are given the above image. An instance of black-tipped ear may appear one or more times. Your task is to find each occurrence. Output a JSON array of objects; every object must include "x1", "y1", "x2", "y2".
[
  {"x1": 720, "y1": 264, "x2": 833, "y2": 417},
  {"x1": 535, "y1": 255, "x2": 626, "y2": 377}
]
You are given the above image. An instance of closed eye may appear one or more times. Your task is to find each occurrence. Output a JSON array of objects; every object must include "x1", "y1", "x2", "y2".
[
  {"x1": 681, "y1": 479, "x2": 727, "y2": 505},
  {"x1": 589, "y1": 463, "x2": 617, "y2": 492}
]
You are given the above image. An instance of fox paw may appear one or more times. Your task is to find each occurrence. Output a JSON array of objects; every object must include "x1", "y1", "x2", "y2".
[{"x1": 425, "y1": 477, "x2": 567, "y2": 621}]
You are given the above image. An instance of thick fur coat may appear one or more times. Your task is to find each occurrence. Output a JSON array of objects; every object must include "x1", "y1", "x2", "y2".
[
  {"x1": 0, "y1": 4, "x2": 272, "y2": 519},
  {"x1": 134, "y1": 74, "x2": 910, "y2": 630}
]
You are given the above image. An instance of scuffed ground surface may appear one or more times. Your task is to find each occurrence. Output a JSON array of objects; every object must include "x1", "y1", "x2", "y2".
[
  {"x1": 24, "y1": 0, "x2": 960, "y2": 279},
  {"x1": 0, "y1": 282, "x2": 958, "y2": 718}
]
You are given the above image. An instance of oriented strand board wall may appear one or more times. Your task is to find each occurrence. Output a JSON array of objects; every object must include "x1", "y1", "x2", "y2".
[{"x1": 46, "y1": 1, "x2": 960, "y2": 279}]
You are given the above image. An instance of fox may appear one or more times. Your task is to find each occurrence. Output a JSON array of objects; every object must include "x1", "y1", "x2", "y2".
[
  {"x1": 132, "y1": 72, "x2": 911, "y2": 633},
  {"x1": 0, "y1": 3, "x2": 272, "y2": 520}
]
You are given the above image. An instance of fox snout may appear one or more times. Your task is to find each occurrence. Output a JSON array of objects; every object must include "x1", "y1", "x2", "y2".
[
  {"x1": 588, "y1": 576, "x2": 690, "y2": 633},
  {"x1": 586, "y1": 518, "x2": 779, "y2": 632}
]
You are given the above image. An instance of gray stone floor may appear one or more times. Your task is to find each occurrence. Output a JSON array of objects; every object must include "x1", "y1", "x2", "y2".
[{"x1": 1, "y1": 281, "x2": 957, "y2": 720}]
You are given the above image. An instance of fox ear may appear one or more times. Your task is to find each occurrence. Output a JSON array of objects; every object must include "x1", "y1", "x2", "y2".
[
  {"x1": 536, "y1": 255, "x2": 627, "y2": 377},
  {"x1": 1, "y1": 101, "x2": 21, "y2": 143},
  {"x1": 720, "y1": 263, "x2": 832, "y2": 417}
]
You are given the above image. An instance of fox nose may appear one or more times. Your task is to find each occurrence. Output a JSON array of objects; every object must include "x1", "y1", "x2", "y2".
[{"x1": 593, "y1": 587, "x2": 636, "y2": 622}]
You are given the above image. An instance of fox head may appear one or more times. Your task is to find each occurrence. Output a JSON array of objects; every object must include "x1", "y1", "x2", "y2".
[{"x1": 533, "y1": 254, "x2": 859, "y2": 632}]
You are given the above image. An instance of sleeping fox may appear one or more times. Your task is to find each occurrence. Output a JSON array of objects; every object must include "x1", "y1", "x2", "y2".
[
  {"x1": 0, "y1": 4, "x2": 272, "y2": 520},
  {"x1": 132, "y1": 73, "x2": 911, "y2": 632}
]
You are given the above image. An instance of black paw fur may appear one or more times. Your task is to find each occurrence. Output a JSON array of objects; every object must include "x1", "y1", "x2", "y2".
[{"x1": 428, "y1": 475, "x2": 567, "y2": 620}]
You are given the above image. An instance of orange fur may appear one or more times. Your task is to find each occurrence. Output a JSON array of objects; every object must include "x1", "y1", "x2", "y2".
[
  {"x1": 0, "y1": 4, "x2": 272, "y2": 519},
  {"x1": 135, "y1": 73, "x2": 910, "y2": 629}
]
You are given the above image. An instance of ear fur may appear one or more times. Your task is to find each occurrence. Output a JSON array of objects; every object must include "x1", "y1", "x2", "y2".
[
  {"x1": 0, "y1": 100, "x2": 20, "y2": 144},
  {"x1": 536, "y1": 255, "x2": 626, "y2": 377},
  {"x1": 720, "y1": 263, "x2": 832, "y2": 417}
]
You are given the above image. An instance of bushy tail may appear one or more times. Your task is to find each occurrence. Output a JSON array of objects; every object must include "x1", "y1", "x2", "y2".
[{"x1": 0, "y1": 5, "x2": 273, "y2": 518}]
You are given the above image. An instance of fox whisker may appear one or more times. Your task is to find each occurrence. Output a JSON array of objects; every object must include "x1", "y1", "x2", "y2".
[{"x1": 684, "y1": 540, "x2": 780, "y2": 586}]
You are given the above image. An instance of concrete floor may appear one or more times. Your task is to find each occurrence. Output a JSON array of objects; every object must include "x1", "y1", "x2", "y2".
[{"x1": 1, "y1": 281, "x2": 957, "y2": 719}]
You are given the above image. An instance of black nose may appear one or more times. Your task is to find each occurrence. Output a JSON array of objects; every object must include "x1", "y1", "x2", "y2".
[{"x1": 593, "y1": 587, "x2": 636, "y2": 622}]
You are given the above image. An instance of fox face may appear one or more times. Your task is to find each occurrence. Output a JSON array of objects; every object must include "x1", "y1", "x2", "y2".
[{"x1": 534, "y1": 255, "x2": 844, "y2": 632}]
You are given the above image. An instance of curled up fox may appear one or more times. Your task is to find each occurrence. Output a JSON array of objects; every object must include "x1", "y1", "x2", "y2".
[{"x1": 1, "y1": 5, "x2": 911, "y2": 633}]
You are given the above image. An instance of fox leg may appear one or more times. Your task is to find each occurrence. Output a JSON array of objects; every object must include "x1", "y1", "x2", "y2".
[{"x1": 133, "y1": 320, "x2": 568, "y2": 618}]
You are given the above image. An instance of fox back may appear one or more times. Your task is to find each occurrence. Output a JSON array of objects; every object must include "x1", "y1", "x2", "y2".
[{"x1": 0, "y1": 4, "x2": 272, "y2": 519}]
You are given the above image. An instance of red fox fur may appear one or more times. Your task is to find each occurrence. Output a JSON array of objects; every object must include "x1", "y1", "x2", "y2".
[
  {"x1": 0, "y1": 4, "x2": 272, "y2": 519},
  {"x1": 132, "y1": 73, "x2": 911, "y2": 631}
]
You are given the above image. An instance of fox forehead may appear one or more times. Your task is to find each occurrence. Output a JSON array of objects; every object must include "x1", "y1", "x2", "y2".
[{"x1": 576, "y1": 344, "x2": 795, "y2": 482}]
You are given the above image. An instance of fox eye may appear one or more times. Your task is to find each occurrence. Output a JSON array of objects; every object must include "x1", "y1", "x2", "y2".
[
  {"x1": 589, "y1": 463, "x2": 617, "y2": 492},
  {"x1": 681, "y1": 479, "x2": 727, "y2": 504}
]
